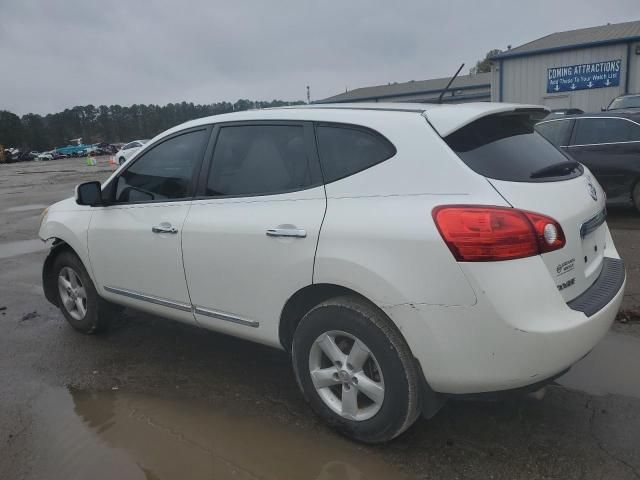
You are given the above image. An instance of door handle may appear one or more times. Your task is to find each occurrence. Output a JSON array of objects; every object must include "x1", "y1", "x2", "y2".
[
  {"x1": 266, "y1": 227, "x2": 307, "y2": 238},
  {"x1": 152, "y1": 222, "x2": 178, "y2": 234}
]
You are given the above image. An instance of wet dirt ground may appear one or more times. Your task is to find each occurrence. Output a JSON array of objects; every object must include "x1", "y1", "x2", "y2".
[{"x1": 1, "y1": 157, "x2": 640, "y2": 480}]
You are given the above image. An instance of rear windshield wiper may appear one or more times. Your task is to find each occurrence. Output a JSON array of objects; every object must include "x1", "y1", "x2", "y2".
[{"x1": 530, "y1": 160, "x2": 581, "y2": 179}]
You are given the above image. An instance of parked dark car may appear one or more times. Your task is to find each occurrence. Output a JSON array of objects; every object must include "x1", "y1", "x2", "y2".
[
  {"x1": 605, "y1": 93, "x2": 640, "y2": 111},
  {"x1": 95, "y1": 142, "x2": 117, "y2": 155},
  {"x1": 17, "y1": 151, "x2": 37, "y2": 162},
  {"x1": 51, "y1": 151, "x2": 68, "y2": 160},
  {"x1": 536, "y1": 112, "x2": 640, "y2": 212}
]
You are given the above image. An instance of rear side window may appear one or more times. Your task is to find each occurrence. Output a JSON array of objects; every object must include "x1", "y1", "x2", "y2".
[
  {"x1": 573, "y1": 118, "x2": 640, "y2": 145},
  {"x1": 535, "y1": 120, "x2": 574, "y2": 147},
  {"x1": 206, "y1": 125, "x2": 313, "y2": 196},
  {"x1": 445, "y1": 111, "x2": 580, "y2": 182},
  {"x1": 315, "y1": 125, "x2": 396, "y2": 183}
]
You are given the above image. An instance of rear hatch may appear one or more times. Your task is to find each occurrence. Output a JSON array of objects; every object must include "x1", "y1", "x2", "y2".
[{"x1": 427, "y1": 107, "x2": 607, "y2": 301}]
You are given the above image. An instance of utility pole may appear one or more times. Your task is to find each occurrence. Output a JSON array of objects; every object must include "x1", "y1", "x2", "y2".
[{"x1": 306, "y1": 85, "x2": 311, "y2": 104}]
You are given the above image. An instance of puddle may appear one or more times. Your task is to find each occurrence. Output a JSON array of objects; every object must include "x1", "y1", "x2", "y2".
[
  {"x1": 5, "y1": 204, "x2": 47, "y2": 212},
  {"x1": 556, "y1": 332, "x2": 640, "y2": 399},
  {"x1": 0, "y1": 239, "x2": 47, "y2": 259},
  {"x1": 30, "y1": 388, "x2": 411, "y2": 480}
]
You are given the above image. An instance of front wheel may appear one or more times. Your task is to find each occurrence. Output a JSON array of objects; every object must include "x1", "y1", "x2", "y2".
[
  {"x1": 292, "y1": 296, "x2": 421, "y2": 443},
  {"x1": 53, "y1": 251, "x2": 109, "y2": 334}
]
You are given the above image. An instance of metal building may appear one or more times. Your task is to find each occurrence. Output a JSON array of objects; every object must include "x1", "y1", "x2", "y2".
[
  {"x1": 492, "y1": 20, "x2": 640, "y2": 112},
  {"x1": 317, "y1": 73, "x2": 491, "y2": 104}
]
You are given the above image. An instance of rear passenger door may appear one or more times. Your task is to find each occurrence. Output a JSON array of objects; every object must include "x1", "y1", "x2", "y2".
[
  {"x1": 568, "y1": 117, "x2": 640, "y2": 200},
  {"x1": 181, "y1": 122, "x2": 326, "y2": 345}
]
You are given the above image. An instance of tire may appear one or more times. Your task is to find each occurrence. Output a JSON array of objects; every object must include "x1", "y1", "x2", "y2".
[
  {"x1": 633, "y1": 182, "x2": 640, "y2": 213},
  {"x1": 292, "y1": 296, "x2": 421, "y2": 443},
  {"x1": 53, "y1": 251, "x2": 109, "y2": 334},
  {"x1": 118, "y1": 157, "x2": 125, "y2": 165}
]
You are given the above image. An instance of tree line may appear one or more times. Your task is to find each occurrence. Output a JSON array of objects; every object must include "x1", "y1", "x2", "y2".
[{"x1": 0, "y1": 99, "x2": 305, "y2": 151}]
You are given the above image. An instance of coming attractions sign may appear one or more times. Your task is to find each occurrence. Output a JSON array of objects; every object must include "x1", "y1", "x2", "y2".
[{"x1": 547, "y1": 59, "x2": 621, "y2": 93}]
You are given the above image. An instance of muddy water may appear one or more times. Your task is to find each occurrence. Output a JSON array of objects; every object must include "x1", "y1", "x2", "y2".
[
  {"x1": 0, "y1": 239, "x2": 47, "y2": 259},
  {"x1": 30, "y1": 388, "x2": 412, "y2": 480},
  {"x1": 556, "y1": 331, "x2": 640, "y2": 398}
]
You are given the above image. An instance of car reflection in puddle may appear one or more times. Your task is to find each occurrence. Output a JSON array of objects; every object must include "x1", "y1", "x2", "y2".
[
  {"x1": 27, "y1": 331, "x2": 640, "y2": 480},
  {"x1": 30, "y1": 387, "x2": 412, "y2": 480}
]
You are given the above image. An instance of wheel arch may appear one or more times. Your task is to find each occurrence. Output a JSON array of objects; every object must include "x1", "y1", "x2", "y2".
[
  {"x1": 279, "y1": 283, "x2": 378, "y2": 353},
  {"x1": 280, "y1": 283, "x2": 445, "y2": 420},
  {"x1": 42, "y1": 239, "x2": 77, "y2": 306}
]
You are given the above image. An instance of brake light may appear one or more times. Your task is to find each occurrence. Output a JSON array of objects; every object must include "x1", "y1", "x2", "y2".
[{"x1": 432, "y1": 206, "x2": 565, "y2": 262}]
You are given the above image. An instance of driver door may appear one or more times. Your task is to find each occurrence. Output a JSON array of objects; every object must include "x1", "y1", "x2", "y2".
[{"x1": 88, "y1": 126, "x2": 212, "y2": 324}]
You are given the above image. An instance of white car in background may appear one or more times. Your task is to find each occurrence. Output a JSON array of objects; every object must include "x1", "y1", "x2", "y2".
[
  {"x1": 115, "y1": 139, "x2": 148, "y2": 165},
  {"x1": 39, "y1": 103, "x2": 625, "y2": 443}
]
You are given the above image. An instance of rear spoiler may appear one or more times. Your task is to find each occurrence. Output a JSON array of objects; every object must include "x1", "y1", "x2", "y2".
[{"x1": 424, "y1": 104, "x2": 549, "y2": 138}]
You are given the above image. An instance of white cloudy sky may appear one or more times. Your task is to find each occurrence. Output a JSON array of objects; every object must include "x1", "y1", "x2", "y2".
[{"x1": 0, "y1": 0, "x2": 637, "y2": 115}]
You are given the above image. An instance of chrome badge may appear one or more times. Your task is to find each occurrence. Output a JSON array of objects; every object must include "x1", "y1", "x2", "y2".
[{"x1": 586, "y1": 177, "x2": 597, "y2": 201}]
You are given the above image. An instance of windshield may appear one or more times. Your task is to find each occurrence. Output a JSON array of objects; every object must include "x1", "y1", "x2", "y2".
[
  {"x1": 608, "y1": 96, "x2": 640, "y2": 110},
  {"x1": 445, "y1": 111, "x2": 583, "y2": 183}
]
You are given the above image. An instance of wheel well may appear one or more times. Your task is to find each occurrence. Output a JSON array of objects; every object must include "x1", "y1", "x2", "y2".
[
  {"x1": 279, "y1": 284, "x2": 373, "y2": 352},
  {"x1": 42, "y1": 239, "x2": 76, "y2": 306}
]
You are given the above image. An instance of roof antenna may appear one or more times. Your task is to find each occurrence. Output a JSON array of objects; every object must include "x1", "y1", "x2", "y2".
[{"x1": 437, "y1": 63, "x2": 465, "y2": 104}]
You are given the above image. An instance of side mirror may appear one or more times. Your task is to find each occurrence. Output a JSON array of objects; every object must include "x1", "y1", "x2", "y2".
[
  {"x1": 75, "y1": 181, "x2": 103, "y2": 206},
  {"x1": 601, "y1": 107, "x2": 607, "y2": 112}
]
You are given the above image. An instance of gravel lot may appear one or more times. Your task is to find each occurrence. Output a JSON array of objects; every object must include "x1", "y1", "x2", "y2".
[{"x1": 1, "y1": 157, "x2": 639, "y2": 480}]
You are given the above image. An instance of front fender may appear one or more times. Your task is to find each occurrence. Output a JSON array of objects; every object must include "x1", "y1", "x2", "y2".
[{"x1": 39, "y1": 209, "x2": 95, "y2": 285}]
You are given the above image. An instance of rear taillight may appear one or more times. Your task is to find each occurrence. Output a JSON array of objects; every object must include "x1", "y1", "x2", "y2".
[{"x1": 432, "y1": 205, "x2": 565, "y2": 262}]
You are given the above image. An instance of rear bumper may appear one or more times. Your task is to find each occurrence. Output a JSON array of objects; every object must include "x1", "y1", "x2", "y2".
[
  {"x1": 383, "y1": 255, "x2": 626, "y2": 395},
  {"x1": 567, "y1": 257, "x2": 625, "y2": 316}
]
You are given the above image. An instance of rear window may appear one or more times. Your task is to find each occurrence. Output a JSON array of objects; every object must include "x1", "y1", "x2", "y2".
[
  {"x1": 608, "y1": 95, "x2": 640, "y2": 110},
  {"x1": 445, "y1": 111, "x2": 581, "y2": 182}
]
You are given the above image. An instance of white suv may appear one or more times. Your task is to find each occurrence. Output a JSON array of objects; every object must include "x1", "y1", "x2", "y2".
[
  {"x1": 115, "y1": 139, "x2": 148, "y2": 165},
  {"x1": 39, "y1": 103, "x2": 625, "y2": 443}
]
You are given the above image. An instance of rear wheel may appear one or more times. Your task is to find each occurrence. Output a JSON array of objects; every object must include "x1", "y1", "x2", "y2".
[
  {"x1": 53, "y1": 251, "x2": 109, "y2": 334},
  {"x1": 633, "y1": 182, "x2": 640, "y2": 213},
  {"x1": 292, "y1": 296, "x2": 421, "y2": 443}
]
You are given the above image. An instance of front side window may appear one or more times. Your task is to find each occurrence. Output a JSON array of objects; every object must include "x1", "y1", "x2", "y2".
[
  {"x1": 115, "y1": 129, "x2": 208, "y2": 202},
  {"x1": 535, "y1": 120, "x2": 574, "y2": 147},
  {"x1": 574, "y1": 118, "x2": 640, "y2": 145},
  {"x1": 315, "y1": 125, "x2": 396, "y2": 183},
  {"x1": 205, "y1": 125, "x2": 312, "y2": 196}
]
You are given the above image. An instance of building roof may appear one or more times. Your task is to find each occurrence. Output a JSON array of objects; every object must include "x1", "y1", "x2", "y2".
[
  {"x1": 315, "y1": 73, "x2": 491, "y2": 104},
  {"x1": 494, "y1": 20, "x2": 640, "y2": 59}
]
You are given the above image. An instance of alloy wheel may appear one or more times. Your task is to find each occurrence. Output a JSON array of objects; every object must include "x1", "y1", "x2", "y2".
[
  {"x1": 58, "y1": 266, "x2": 87, "y2": 321},
  {"x1": 308, "y1": 330, "x2": 385, "y2": 421}
]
